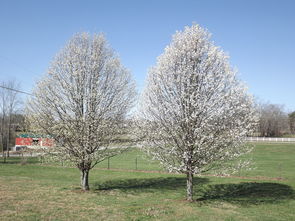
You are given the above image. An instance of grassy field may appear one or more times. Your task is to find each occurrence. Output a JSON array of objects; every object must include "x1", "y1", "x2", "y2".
[{"x1": 0, "y1": 143, "x2": 294, "y2": 221}]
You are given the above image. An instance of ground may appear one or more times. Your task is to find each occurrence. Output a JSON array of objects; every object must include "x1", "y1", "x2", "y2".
[{"x1": 0, "y1": 143, "x2": 294, "y2": 220}]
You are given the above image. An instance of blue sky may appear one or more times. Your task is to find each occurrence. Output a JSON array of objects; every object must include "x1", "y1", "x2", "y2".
[{"x1": 0, "y1": 0, "x2": 294, "y2": 111}]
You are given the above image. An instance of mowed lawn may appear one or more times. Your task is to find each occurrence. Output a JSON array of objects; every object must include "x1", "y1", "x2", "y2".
[{"x1": 0, "y1": 143, "x2": 294, "y2": 221}]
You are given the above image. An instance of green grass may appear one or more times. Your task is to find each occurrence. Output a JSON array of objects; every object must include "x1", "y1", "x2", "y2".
[
  {"x1": 282, "y1": 134, "x2": 295, "y2": 138},
  {"x1": 0, "y1": 143, "x2": 295, "y2": 221},
  {"x1": 240, "y1": 143, "x2": 295, "y2": 181}
]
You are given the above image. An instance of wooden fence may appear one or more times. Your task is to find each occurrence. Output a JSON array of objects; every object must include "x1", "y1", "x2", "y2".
[{"x1": 247, "y1": 137, "x2": 295, "y2": 143}]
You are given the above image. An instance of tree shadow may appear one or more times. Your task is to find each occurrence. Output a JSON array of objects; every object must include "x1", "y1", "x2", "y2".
[
  {"x1": 197, "y1": 182, "x2": 295, "y2": 206},
  {"x1": 93, "y1": 177, "x2": 209, "y2": 194},
  {"x1": 94, "y1": 177, "x2": 294, "y2": 206}
]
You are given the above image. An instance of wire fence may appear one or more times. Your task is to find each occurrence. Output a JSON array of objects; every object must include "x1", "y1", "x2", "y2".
[
  {"x1": 1, "y1": 146, "x2": 291, "y2": 180},
  {"x1": 95, "y1": 153, "x2": 163, "y2": 171}
]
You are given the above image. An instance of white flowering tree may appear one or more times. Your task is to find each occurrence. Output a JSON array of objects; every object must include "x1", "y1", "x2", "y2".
[
  {"x1": 137, "y1": 25, "x2": 257, "y2": 201},
  {"x1": 27, "y1": 33, "x2": 136, "y2": 190}
]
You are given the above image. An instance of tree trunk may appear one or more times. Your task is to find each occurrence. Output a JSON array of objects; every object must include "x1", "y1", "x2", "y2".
[
  {"x1": 1, "y1": 115, "x2": 5, "y2": 162},
  {"x1": 80, "y1": 170, "x2": 84, "y2": 186},
  {"x1": 7, "y1": 114, "x2": 11, "y2": 158},
  {"x1": 81, "y1": 170, "x2": 90, "y2": 191},
  {"x1": 186, "y1": 170, "x2": 193, "y2": 202},
  {"x1": 1, "y1": 141, "x2": 4, "y2": 163},
  {"x1": 1, "y1": 137, "x2": 5, "y2": 163}
]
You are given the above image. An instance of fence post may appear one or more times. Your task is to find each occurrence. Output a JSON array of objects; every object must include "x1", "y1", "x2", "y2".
[
  {"x1": 107, "y1": 157, "x2": 110, "y2": 169},
  {"x1": 3, "y1": 152, "x2": 6, "y2": 163},
  {"x1": 135, "y1": 157, "x2": 138, "y2": 170}
]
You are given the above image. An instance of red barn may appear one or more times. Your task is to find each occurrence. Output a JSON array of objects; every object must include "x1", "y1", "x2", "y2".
[{"x1": 14, "y1": 134, "x2": 54, "y2": 151}]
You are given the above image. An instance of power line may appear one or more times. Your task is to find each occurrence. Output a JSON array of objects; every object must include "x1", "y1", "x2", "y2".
[{"x1": 0, "y1": 85, "x2": 33, "y2": 96}]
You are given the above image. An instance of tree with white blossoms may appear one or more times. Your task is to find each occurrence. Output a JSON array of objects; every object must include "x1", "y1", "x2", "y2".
[
  {"x1": 27, "y1": 33, "x2": 136, "y2": 191},
  {"x1": 137, "y1": 25, "x2": 258, "y2": 201}
]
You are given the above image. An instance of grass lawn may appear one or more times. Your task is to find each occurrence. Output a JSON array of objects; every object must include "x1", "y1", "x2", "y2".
[{"x1": 0, "y1": 143, "x2": 294, "y2": 221}]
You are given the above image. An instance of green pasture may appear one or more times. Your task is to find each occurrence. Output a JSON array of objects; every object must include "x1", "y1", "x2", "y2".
[{"x1": 0, "y1": 143, "x2": 294, "y2": 220}]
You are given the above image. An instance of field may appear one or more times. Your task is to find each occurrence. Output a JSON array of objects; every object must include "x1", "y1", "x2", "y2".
[{"x1": 0, "y1": 143, "x2": 295, "y2": 221}]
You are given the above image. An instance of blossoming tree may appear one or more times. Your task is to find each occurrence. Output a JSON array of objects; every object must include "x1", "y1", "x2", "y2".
[
  {"x1": 137, "y1": 25, "x2": 257, "y2": 201},
  {"x1": 27, "y1": 33, "x2": 136, "y2": 190}
]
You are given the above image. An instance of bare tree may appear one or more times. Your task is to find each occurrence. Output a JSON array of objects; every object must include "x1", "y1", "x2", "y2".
[
  {"x1": 288, "y1": 111, "x2": 295, "y2": 135},
  {"x1": 27, "y1": 33, "x2": 136, "y2": 190},
  {"x1": 0, "y1": 83, "x2": 6, "y2": 160},
  {"x1": 258, "y1": 103, "x2": 289, "y2": 137},
  {"x1": 137, "y1": 25, "x2": 257, "y2": 201},
  {"x1": 0, "y1": 80, "x2": 21, "y2": 160}
]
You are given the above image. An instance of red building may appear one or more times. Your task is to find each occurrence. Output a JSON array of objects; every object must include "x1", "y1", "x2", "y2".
[{"x1": 14, "y1": 134, "x2": 54, "y2": 151}]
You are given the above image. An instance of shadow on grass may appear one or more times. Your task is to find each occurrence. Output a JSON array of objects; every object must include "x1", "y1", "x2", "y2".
[
  {"x1": 94, "y1": 177, "x2": 209, "y2": 193},
  {"x1": 94, "y1": 177, "x2": 294, "y2": 205},
  {"x1": 198, "y1": 182, "x2": 295, "y2": 205}
]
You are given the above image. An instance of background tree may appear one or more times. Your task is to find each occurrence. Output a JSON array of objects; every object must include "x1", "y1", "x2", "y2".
[
  {"x1": 258, "y1": 103, "x2": 289, "y2": 137},
  {"x1": 27, "y1": 33, "x2": 136, "y2": 190},
  {"x1": 137, "y1": 25, "x2": 257, "y2": 201},
  {"x1": 0, "y1": 80, "x2": 21, "y2": 160},
  {"x1": 288, "y1": 111, "x2": 295, "y2": 135}
]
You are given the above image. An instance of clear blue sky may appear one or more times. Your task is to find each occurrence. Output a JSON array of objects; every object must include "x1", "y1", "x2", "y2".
[{"x1": 0, "y1": 0, "x2": 294, "y2": 111}]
